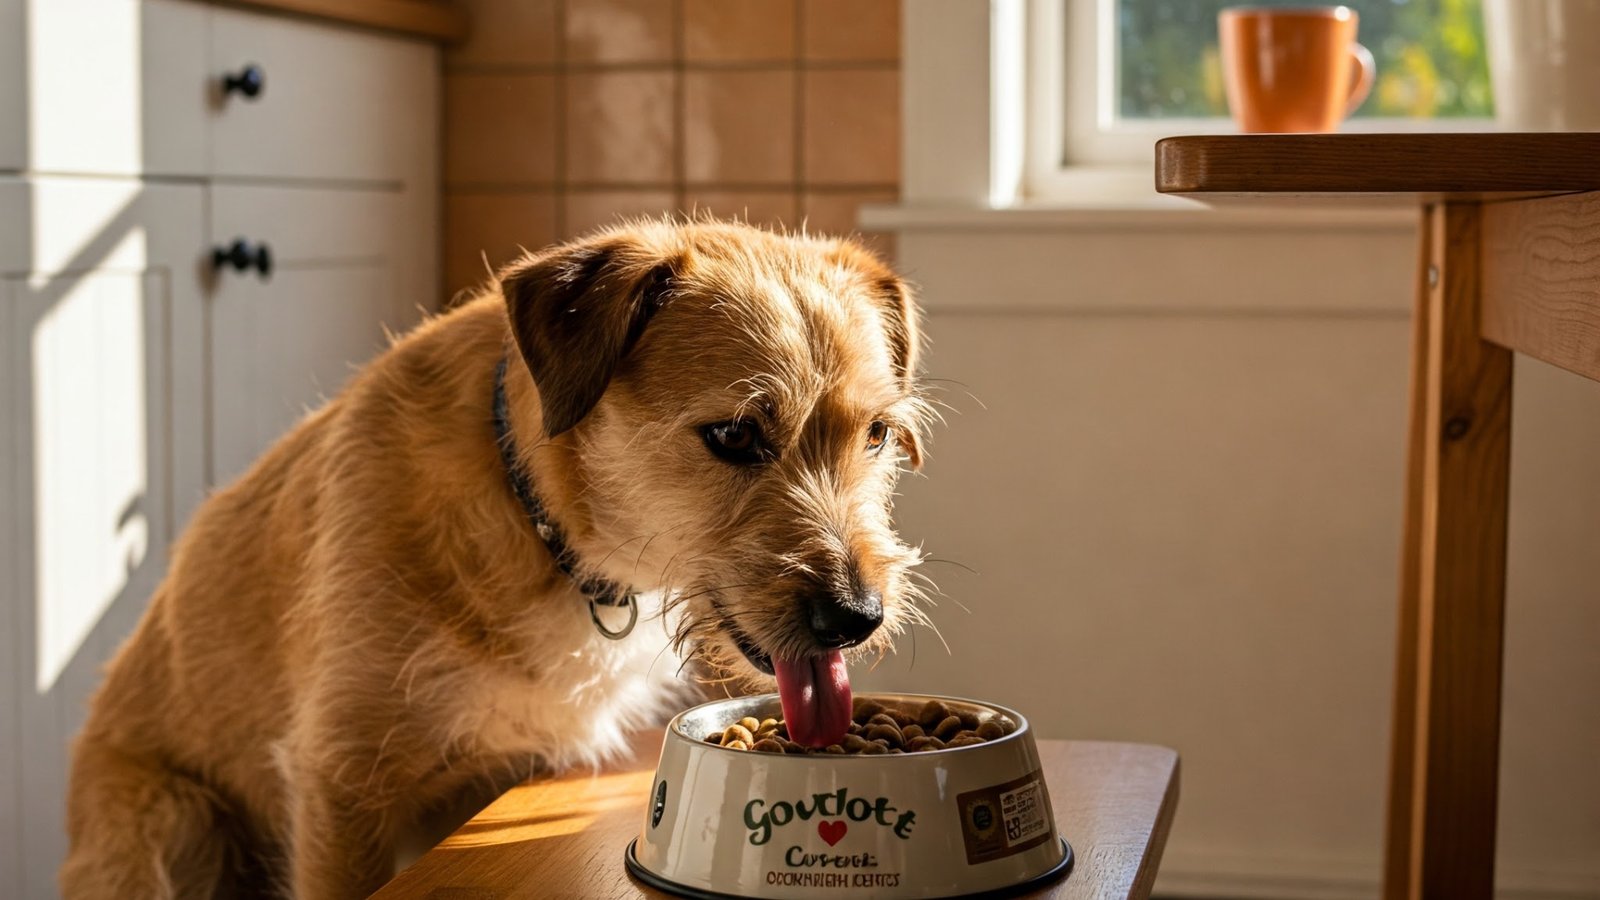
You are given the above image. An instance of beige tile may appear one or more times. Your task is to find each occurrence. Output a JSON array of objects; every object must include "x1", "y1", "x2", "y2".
[
  {"x1": 684, "y1": 0, "x2": 796, "y2": 63},
  {"x1": 802, "y1": 190, "x2": 897, "y2": 259},
  {"x1": 683, "y1": 190, "x2": 799, "y2": 229},
  {"x1": 565, "y1": 0, "x2": 676, "y2": 63},
  {"x1": 564, "y1": 190, "x2": 678, "y2": 238},
  {"x1": 803, "y1": 69, "x2": 899, "y2": 185},
  {"x1": 803, "y1": 0, "x2": 899, "y2": 62},
  {"x1": 684, "y1": 71, "x2": 796, "y2": 185},
  {"x1": 447, "y1": 0, "x2": 558, "y2": 67},
  {"x1": 565, "y1": 71, "x2": 677, "y2": 184},
  {"x1": 445, "y1": 74, "x2": 558, "y2": 187},
  {"x1": 444, "y1": 191, "x2": 559, "y2": 298}
]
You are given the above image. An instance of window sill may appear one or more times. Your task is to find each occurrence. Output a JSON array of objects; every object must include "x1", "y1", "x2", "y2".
[{"x1": 864, "y1": 165, "x2": 1420, "y2": 233}]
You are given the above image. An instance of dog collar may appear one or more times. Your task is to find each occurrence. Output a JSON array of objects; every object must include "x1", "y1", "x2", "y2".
[{"x1": 492, "y1": 356, "x2": 638, "y2": 640}]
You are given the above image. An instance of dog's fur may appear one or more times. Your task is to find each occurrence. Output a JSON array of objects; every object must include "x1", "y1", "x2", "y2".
[{"x1": 60, "y1": 220, "x2": 931, "y2": 899}]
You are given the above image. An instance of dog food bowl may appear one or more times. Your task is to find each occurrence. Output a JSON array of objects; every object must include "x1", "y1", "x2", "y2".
[{"x1": 625, "y1": 693, "x2": 1072, "y2": 899}]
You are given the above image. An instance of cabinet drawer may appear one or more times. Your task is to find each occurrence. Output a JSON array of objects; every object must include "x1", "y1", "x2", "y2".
[
  {"x1": 208, "y1": 6, "x2": 436, "y2": 183},
  {"x1": 12, "y1": 0, "x2": 208, "y2": 176}
]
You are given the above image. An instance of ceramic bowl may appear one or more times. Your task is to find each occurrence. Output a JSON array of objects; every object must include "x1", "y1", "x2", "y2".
[{"x1": 625, "y1": 693, "x2": 1071, "y2": 899}]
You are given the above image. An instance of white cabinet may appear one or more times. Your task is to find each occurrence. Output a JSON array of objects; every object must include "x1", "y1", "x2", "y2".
[
  {"x1": 0, "y1": 3, "x2": 438, "y2": 895},
  {"x1": 1, "y1": 176, "x2": 208, "y2": 899},
  {"x1": 209, "y1": 6, "x2": 437, "y2": 183}
]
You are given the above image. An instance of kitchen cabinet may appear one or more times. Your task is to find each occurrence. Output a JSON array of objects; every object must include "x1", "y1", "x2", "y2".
[{"x1": 0, "y1": 1, "x2": 439, "y2": 894}]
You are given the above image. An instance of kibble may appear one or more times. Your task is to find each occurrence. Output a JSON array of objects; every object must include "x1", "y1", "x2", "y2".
[{"x1": 713, "y1": 700, "x2": 1017, "y2": 755}]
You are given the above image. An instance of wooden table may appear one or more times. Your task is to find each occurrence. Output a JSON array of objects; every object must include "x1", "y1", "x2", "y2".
[
  {"x1": 374, "y1": 731, "x2": 1180, "y2": 899},
  {"x1": 1156, "y1": 133, "x2": 1600, "y2": 900}
]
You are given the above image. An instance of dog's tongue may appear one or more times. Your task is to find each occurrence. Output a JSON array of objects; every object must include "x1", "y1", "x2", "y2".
[{"x1": 773, "y1": 652, "x2": 852, "y2": 748}]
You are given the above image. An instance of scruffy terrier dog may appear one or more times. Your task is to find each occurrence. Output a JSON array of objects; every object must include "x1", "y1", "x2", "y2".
[{"x1": 61, "y1": 220, "x2": 932, "y2": 899}]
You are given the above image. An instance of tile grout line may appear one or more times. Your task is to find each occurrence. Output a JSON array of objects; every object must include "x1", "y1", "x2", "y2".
[
  {"x1": 553, "y1": 0, "x2": 569, "y2": 240},
  {"x1": 672, "y1": 0, "x2": 687, "y2": 216},
  {"x1": 794, "y1": 0, "x2": 807, "y2": 230}
]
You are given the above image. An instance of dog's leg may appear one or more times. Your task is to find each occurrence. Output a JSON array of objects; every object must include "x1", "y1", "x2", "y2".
[
  {"x1": 282, "y1": 722, "x2": 405, "y2": 900},
  {"x1": 61, "y1": 740, "x2": 236, "y2": 900}
]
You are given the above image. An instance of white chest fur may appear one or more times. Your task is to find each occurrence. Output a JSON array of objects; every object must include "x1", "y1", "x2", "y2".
[{"x1": 453, "y1": 591, "x2": 695, "y2": 772}]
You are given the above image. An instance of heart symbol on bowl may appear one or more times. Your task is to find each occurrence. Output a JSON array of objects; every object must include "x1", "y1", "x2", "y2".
[{"x1": 817, "y1": 820, "x2": 847, "y2": 846}]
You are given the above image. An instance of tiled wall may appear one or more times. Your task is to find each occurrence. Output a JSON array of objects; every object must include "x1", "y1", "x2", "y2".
[{"x1": 443, "y1": 0, "x2": 901, "y2": 297}]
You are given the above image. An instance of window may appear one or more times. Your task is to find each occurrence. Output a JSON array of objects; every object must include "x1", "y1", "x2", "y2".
[{"x1": 1028, "y1": 0, "x2": 1495, "y2": 194}]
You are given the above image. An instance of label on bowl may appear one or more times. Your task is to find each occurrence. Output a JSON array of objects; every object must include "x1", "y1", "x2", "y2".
[{"x1": 955, "y1": 769, "x2": 1054, "y2": 865}]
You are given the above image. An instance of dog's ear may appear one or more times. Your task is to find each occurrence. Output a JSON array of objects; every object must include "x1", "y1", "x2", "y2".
[
  {"x1": 501, "y1": 240, "x2": 677, "y2": 437},
  {"x1": 873, "y1": 274, "x2": 926, "y2": 470}
]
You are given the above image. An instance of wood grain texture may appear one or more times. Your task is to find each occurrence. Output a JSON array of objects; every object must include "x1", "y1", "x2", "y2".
[
  {"x1": 1155, "y1": 133, "x2": 1600, "y2": 199},
  {"x1": 1482, "y1": 191, "x2": 1600, "y2": 382},
  {"x1": 1384, "y1": 203, "x2": 1513, "y2": 900},
  {"x1": 373, "y1": 731, "x2": 1181, "y2": 900},
  {"x1": 1382, "y1": 204, "x2": 1435, "y2": 899},
  {"x1": 214, "y1": 0, "x2": 466, "y2": 41}
]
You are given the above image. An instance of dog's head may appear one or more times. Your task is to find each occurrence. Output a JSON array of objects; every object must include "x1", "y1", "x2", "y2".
[{"x1": 500, "y1": 220, "x2": 930, "y2": 741}]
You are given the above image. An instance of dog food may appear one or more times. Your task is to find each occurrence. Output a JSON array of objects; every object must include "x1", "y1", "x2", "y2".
[{"x1": 705, "y1": 699, "x2": 1016, "y2": 754}]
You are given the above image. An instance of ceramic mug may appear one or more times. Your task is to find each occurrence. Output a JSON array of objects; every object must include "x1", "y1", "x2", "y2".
[
  {"x1": 1485, "y1": 0, "x2": 1600, "y2": 130},
  {"x1": 1218, "y1": 5, "x2": 1375, "y2": 133}
]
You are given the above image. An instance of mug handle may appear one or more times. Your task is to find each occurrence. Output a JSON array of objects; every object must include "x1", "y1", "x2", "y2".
[{"x1": 1345, "y1": 41, "x2": 1376, "y2": 117}]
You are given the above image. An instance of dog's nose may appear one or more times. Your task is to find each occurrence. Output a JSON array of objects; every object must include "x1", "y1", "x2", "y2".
[{"x1": 807, "y1": 587, "x2": 883, "y2": 649}]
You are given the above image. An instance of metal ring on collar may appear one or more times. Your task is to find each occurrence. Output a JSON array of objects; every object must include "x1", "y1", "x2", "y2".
[{"x1": 591, "y1": 594, "x2": 638, "y2": 640}]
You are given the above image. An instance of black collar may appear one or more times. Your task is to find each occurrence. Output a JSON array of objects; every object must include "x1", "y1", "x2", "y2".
[{"x1": 493, "y1": 357, "x2": 638, "y2": 637}]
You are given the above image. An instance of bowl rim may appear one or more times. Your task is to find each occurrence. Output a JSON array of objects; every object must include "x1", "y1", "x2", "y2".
[{"x1": 666, "y1": 691, "x2": 1033, "y2": 759}]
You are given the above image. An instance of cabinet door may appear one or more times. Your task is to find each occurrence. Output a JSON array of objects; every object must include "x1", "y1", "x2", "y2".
[
  {"x1": 208, "y1": 6, "x2": 436, "y2": 183},
  {"x1": 14, "y1": 0, "x2": 208, "y2": 177},
  {"x1": 208, "y1": 184, "x2": 422, "y2": 486},
  {"x1": 1, "y1": 176, "x2": 204, "y2": 899}
]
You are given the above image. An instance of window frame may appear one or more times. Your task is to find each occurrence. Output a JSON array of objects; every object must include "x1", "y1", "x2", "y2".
[{"x1": 1024, "y1": 0, "x2": 1498, "y2": 201}]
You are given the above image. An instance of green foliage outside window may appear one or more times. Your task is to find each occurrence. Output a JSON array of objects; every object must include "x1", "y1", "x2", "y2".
[{"x1": 1117, "y1": 0, "x2": 1493, "y2": 118}]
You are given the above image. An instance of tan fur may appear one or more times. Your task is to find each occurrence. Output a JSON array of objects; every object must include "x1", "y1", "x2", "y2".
[{"x1": 60, "y1": 220, "x2": 930, "y2": 899}]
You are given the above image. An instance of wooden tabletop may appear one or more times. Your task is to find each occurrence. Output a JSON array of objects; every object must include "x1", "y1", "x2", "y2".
[
  {"x1": 1155, "y1": 133, "x2": 1600, "y2": 201},
  {"x1": 374, "y1": 731, "x2": 1181, "y2": 900}
]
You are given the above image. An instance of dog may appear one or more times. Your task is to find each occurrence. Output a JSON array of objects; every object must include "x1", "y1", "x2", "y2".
[{"x1": 60, "y1": 219, "x2": 932, "y2": 899}]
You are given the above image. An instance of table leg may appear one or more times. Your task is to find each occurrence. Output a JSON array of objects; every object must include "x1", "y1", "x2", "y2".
[{"x1": 1382, "y1": 202, "x2": 1513, "y2": 900}]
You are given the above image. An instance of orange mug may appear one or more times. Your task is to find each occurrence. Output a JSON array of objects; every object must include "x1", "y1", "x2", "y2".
[{"x1": 1218, "y1": 6, "x2": 1376, "y2": 133}]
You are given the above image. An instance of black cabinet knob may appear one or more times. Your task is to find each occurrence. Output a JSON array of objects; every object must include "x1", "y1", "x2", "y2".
[
  {"x1": 221, "y1": 64, "x2": 264, "y2": 100},
  {"x1": 212, "y1": 239, "x2": 273, "y2": 280}
]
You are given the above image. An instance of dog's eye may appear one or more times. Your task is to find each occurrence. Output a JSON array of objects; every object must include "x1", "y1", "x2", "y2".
[
  {"x1": 866, "y1": 421, "x2": 891, "y2": 454},
  {"x1": 702, "y1": 419, "x2": 767, "y2": 465}
]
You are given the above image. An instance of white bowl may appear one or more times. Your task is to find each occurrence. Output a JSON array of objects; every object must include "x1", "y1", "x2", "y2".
[{"x1": 626, "y1": 693, "x2": 1072, "y2": 899}]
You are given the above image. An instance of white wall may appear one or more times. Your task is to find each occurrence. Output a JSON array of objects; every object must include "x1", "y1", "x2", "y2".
[{"x1": 856, "y1": 218, "x2": 1600, "y2": 899}]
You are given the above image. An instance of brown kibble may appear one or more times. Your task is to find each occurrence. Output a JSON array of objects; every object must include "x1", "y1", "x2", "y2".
[
  {"x1": 860, "y1": 741, "x2": 889, "y2": 755},
  {"x1": 852, "y1": 698, "x2": 886, "y2": 721},
  {"x1": 901, "y1": 724, "x2": 925, "y2": 741},
  {"x1": 759, "y1": 718, "x2": 779, "y2": 733},
  {"x1": 890, "y1": 710, "x2": 916, "y2": 728},
  {"x1": 947, "y1": 733, "x2": 985, "y2": 748},
  {"x1": 932, "y1": 715, "x2": 963, "y2": 741},
  {"x1": 905, "y1": 736, "x2": 942, "y2": 752},
  {"x1": 867, "y1": 713, "x2": 899, "y2": 730},
  {"x1": 976, "y1": 720, "x2": 1005, "y2": 741},
  {"x1": 738, "y1": 717, "x2": 762, "y2": 733},
  {"x1": 752, "y1": 739, "x2": 785, "y2": 753},
  {"x1": 958, "y1": 712, "x2": 980, "y2": 731},
  {"x1": 706, "y1": 731, "x2": 723, "y2": 744},
  {"x1": 847, "y1": 721, "x2": 866, "y2": 735},
  {"x1": 721, "y1": 724, "x2": 754, "y2": 746},
  {"x1": 864, "y1": 724, "x2": 903, "y2": 747},
  {"x1": 917, "y1": 700, "x2": 950, "y2": 727},
  {"x1": 823, "y1": 744, "x2": 846, "y2": 754},
  {"x1": 781, "y1": 740, "x2": 809, "y2": 754},
  {"x1": 726, "y1": 739, "x2": 750, "y2": 751},
  {"x1": 996, "y1": 715, "x2": 1018, "y2": 735},
  {"x1": 840, "y1": 733, "x2": 871, "y2": 753}
]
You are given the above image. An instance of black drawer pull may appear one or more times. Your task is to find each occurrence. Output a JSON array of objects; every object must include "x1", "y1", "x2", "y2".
[
  {"x1": 212, "y1": 239, "x2": 273, "y2": 280},
  {"x1": 221, "y1": 64, "x2": 265, "y2": 100}
]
